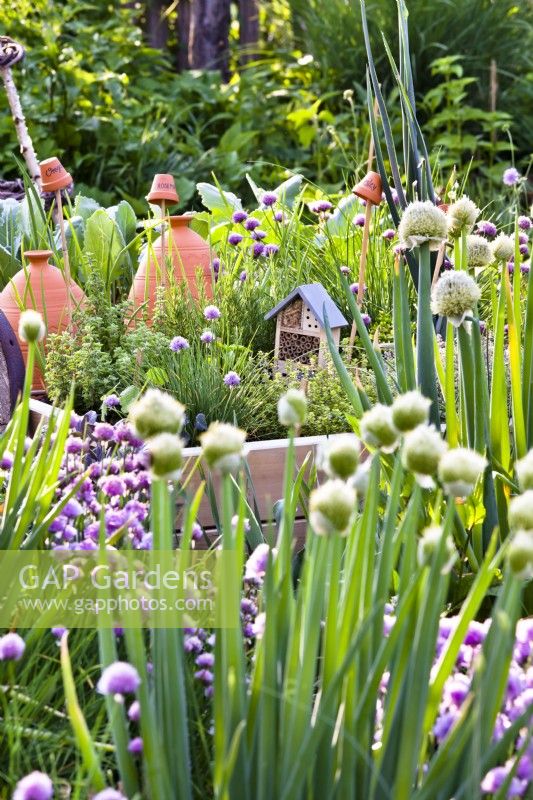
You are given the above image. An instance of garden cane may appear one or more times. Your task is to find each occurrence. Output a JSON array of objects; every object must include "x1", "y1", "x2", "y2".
[
  {"x1": 39, "y1": 158, "x2": 75, "y2": 322},
  {"x1": 347, "y1": 171, "x2": 383, "y2": 353},
  {"x1": 0, "y1": 37, "x2": 41, "y2": 189},
  {"x1": 146, "y1": 174, "x2": 180, "y2": 291}
]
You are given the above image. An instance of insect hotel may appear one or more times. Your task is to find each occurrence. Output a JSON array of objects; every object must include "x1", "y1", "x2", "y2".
[{"x1": 265, "y1": 283, "x2": 347, "y2": 372}]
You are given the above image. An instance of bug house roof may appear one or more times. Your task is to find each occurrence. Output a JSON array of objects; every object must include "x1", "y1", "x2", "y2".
[{"x1": 265, "y1": 283, "x2": 348, "y2": 329}]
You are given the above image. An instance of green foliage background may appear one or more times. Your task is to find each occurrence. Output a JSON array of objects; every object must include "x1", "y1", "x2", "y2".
[{"x1": 0, "y1": 0, "x2": 531, "y2": 207}]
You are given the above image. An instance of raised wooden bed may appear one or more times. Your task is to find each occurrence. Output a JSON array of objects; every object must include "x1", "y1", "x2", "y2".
[{"x1": 28, "y1": 399, "x2": 325, "y2": 547}]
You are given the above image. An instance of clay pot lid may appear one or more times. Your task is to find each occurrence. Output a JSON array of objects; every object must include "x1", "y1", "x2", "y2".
[
  {"x1": 39, "y1": 158, "x2": 73, "y2": 192},
  {"x1": 352, "y1": 171, "x2": 383, "y2": 205},
  {"x1": 147, "y1": 174, "x2": 179, "y2": 204}
]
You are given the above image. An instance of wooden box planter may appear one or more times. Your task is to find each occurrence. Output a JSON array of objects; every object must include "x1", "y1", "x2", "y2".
[
  {"x1": 181, "y1": 435, "x2": 327, "y2": 547},
  {"x1": 28, "y1": 399, "x2": 327, "y2": 546}
]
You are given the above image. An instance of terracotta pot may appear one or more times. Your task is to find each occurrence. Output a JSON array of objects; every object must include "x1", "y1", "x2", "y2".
[
  {"x1": 128, "y1": 215, "x2": 213, "y2": 322},
  {"x1": 39, "y1": 158, "x2": 72, "y2": 193},
  {"x1": 352, "y1": 170, "x2": 383, "y2": 205},
  {"x1": 147, "y1": 173, "x2": 179, "y2": 204},
  {"x1": 438, "y1": 203, "x2": 449, "y2": 213},
  {"x1": 0, "y1": 250, "x2": 86, "y2": 390}
]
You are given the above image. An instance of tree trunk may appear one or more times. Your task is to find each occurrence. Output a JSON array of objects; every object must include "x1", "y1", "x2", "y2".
[
  {"x1": 189, "y1": 0, "x2": 231, "y2": 79},
  {"x1": 238, "y1": 0, "x2": 259, "y2": 64},
  {"x1": 146, "y1": 0, "x2": 169, "y2": 50},
  {"x1": 176, "y1": 0, "x2": 191, "y2": 70}
]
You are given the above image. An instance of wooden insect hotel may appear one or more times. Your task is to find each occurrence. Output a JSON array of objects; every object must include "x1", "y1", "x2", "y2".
[{"x1": 265, "y1": 283, "x2": 347, "y2": 372}]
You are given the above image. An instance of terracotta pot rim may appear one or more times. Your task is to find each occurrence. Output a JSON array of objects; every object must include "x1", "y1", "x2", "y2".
[
  {"x1": 23, "y1": 250, "x2": 54, "y2": 260},
  {"x1": 168, "y1": 214, "x2": 194, "y2": 226}
]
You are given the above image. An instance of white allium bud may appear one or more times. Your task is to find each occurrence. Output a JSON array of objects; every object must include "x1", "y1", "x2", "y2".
[
  {"x1": 401, "y1": 425, "x2": 447, "y2": 488},
  {"x1": 18, "y1": 309, "x2": 46, "y2": 343},
  {"x1": 318, "y1": 435, "x2": 360, "y2": 480},
  {"x1": 466, "y1": 234, "x2": 493, "y2": 268},
  {"x1": 398, "y1": 201, "x2": 448, "y2": 250},
  {"x1": 431, "y1": 271, "x2": 481, "y2": 327},
  {"x1": 392, "y1": 390, "x2": 431, "y2": 433},
  {"x1": 309, "y1": 479, "x2": 356, "y2": 536},
  {"x1": 490, "y1": 233, "x2": 515, "y2": 262},
  {"x1": 200, "y1": 422, "x2": 247, "y2": 474},
  {"x1": 509, "y1": 491, "x2": 533, "y2": 531},
  {"x1": 129, "y1": 389, "x2": 185, "y2": 439},
  {"x1": 146, "y1": 433, "x2": 183, "y2": 480},
  {"x1": 447, "y1": 196, "x2": 479, "y2": 238},
  {"x1": 350, "y1": 460, "x2": 370, "y2": 497},
  {"x1": 516, "y1": 450, "x2": 533, "y2": 492},
  {"x1": 360, "y1": 405, "x2": 398, "y2": 452},
  {"x1": 507, "y1": 530, "x2": 533, "y2": 580},
  {"x1": 277, "y1": 389, "x2": 307, "y2": 427},
  {"x1": 417, "y1": 525, "x2": 455, "y2": 567},
  {"x1": 438, "y1": 447, "x2": 487, "y2": 497}
]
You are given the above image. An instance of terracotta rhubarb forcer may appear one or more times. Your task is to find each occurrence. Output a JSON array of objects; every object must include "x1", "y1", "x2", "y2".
[
  {"x1": 0, "y1": 250, "x2": 86, "y2": 390},
  {"x1": 129, "y1": 214, "x2": 213, "y2": 322}
]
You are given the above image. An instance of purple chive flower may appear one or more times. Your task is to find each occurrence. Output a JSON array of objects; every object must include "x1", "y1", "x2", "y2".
[
  {"x1": 228, "y1": 233, "x2": 243, "y2": 245},
  {"x1": 518, "y1": 216, "x2": 532, "y2": 231},
  {"x1": 63, "y1": 498, "x2": 83, "y2": 518},
  {"x1": 239, "y1": 270, "x2": 247, "y2": 282},
  {"x1": 93, "y1": 791, "x2": 127, "y2": 800},
  {"x1": 97, "y1": 661, "x2": 141, "y2": 696},
  {"x1": 13, "y1": 771, "x2": 53, "y2": 800},
  {"x1": 503, "y1": 167, "x2": 521, "y2": 186},
  {"x1": 99, "y1": 476, "x2": 126, "y2": 497},
  {"x1": 232, "y1": 210, "x2": 248, "y2": 224},
  {"x1": 212, "y1": 257, "x2": 220, "y2": 274},
  {"x1": 244, "y1": 217, "x2": 260, "y2": 231},
  {"x1": 262, "y1": 192, "x2": 278, "y2": 207},
  {"x1": 508, "y1": 261, "x2": 515, "y2": 274},
  {"x1": 354, "y1": 213, "x2": 366, "y2": 227},
  {"x1": 196, "y1": 652, "x2": 215, "y2": 668},
  {"x1": 169, "y1": 336, "x2": 189, "y2": 352},
  {"x1": 128, "y1": 737, "x2": 143, "y2": 754},
  {"x1": 184, "y1": 635, "x2": 203, "y2": 653},
  {"x1": 520, "y1": 245, "x2": 529, "y2": 257},
  {"x1": 245, "y1": 543, "x2": 271, "y2": 583},
  {"x1": 194, "y1": 669, "x2": 214, "y2": 684},
  {"x1": 103, "y1": 394, "x2": 120, "y2": 408},
  {"x1": 382, "y1": 228, "x2": 396, "y2": 240},
  {"x1": 252, "y1": 229, "x2": 267, "y2": 240},
  {"x1": 390, "y1": 188, "x2": 400, "y2": 204},
  {"x1": 192, "y1": 522, "x2": 203, "y2": 541},
  {"x1": 350, "y1": 282, "x2": 366, "y2": 295},
  {"x1": 65, "y1": 436, "x2": 83, "y2": 455},
  {"x1": 51, "y1": 627, "x2": 66, "y2": 639},
  {"x1": 0, "y1": 451, "x2": 13, "y2": 470},
  {"x1": 476, "y1": 220, "x2": 497, "y2": 237},
  {"x1": 519, "y1": 233, "x2": 528, "y2": 245},
  {"x1": 274, "y1": 210, "x2": 284, "y2": 222},
  {"x1": 340, "y1": 266, "x2": 350, "y2": 275},
  {"x1": 223, "y1": 371, "x2": 241, "y2": 387},
  {"x1": 252, "y1": 243, "x2": 265, "y2": 258},
  {"x1": 481, "y1": 766, "x2": 524, "y2": 796},
  {"x1": 442, "y1": 256, "x2": 453, "y2": 270},
  {"x1": 479, "y1": 320, "x2": 487, "y2": 333},
  {"x1": 204, "y1": 305, "x2": 221, "y2": 321},
  {"x1": 521, "y1": 262, "x2": 530, "y2": 274},
  {"x1": 309, "y1": 200, "x2": 333, "y2": 213},
  {"x1": 433, "y1": 710, "x2": 457, "y2": 742},
  {"x1": 0, "y1": 632, "x2": 25, "y2": 661},
  {"x1": 200, "y1": 330, "x2": 215, "y2": 344},
  {"x1": 93, "y1": 422, "x2": 115, "y2": 442},
  {"x1": 361, "y1": 313, "x2": 372, "y2": 327},
  {"x1": 264, "y1": 243, "x2": 279, "y2": 256},
  {"x1": 128, "y1": 700, "x2": 141, "y2": 722}
]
